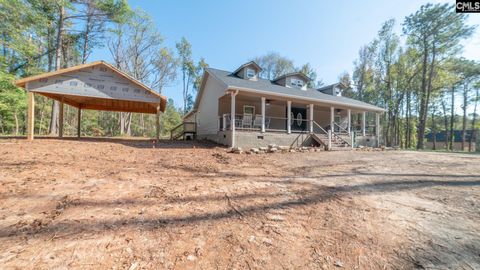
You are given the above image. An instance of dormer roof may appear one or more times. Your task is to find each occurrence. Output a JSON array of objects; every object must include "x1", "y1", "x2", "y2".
[
  {"x1": 231, "y1": 61, "x2": 262, "y2": 76},
  {"x1": 272, "y1": 72, "x2": 311, "y2": 84}
]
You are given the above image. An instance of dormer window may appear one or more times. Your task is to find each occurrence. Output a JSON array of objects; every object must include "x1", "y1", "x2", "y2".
[
  {"x1": 231, "y1": 61, "x2": 262, "y2": 80},
  {"x1": 246, "y1": 68, "x2": 256, "y2": 79},
  {"x1": 290, "y1": 79, "x2": 304, "y2": 88}
]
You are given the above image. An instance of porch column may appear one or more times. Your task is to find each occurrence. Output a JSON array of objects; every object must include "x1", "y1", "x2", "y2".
[
  {"x1": 261, "y1": 97, "x2": 266, "y2": 133},
  {"x1": 27, "y1": 88, "x2": 35, "y2": 141},
  {"x1": 77, "y1": 108, "x2": 82, "y2": 138},
  {"x1": 347, "y1": 109, "x2": 351, "y2": 133},
  {"x1": 362, "y1": 111, "x2": 366, "y2": 136},
  {"x1": 287, "y1": 100, "x2": 291, "y2": 134},
  {"x1": 230, "y1": 90, "x2": 238, "y2": 147},
  {"x1": 222, "y1": 114, "x2": 226, "y2": 131},
  {"x1": 375, "y1": 113, "x2": 380, "y2": 147},
  {"x1": 59, "y1": 98, "x2": 64, "y2": 138},
  {"x1": 309, "y1": 104, "x2": 314, "y2": 133},
  {"x1": 330, "y1": 106, "x2": 334, "y2": 132}
]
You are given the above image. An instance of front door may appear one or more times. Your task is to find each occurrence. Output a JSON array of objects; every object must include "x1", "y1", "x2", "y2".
[{"x1": 288, "y1": 107, "x2": 307, "y2": 131}]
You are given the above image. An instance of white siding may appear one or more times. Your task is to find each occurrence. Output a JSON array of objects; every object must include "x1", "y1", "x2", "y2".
[{"x1": 196, "y1": 75, "x2": 227, "y2": 136}]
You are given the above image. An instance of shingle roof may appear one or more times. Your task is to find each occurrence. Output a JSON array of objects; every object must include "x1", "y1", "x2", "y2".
[{"x1": 206, "y1": 68, "x2": 384, "y2": 112}]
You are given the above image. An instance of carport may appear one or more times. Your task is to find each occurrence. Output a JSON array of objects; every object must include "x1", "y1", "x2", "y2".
[{"x1": 15, "y1": 61, "x2": 167, "y2": 140}]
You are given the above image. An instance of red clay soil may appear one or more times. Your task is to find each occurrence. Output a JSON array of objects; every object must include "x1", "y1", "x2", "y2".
[{"x1": 0, "y1": 138, "x2": 479, "y2": 269}]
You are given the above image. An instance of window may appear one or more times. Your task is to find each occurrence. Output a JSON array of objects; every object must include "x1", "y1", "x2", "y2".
[
  {"x1": 134, "y1": 89, "x2": 141, "y2": 93},
  {"x1": 39, "y1": 78, "x2": 48, "y2": 83},
  {"x1": 246, "y1": 68, "x2": 256, "y2": 79},
  {"x1": 99, "y1": 67, "x2": 107, "y2": 72},
  {"x1": 122, "y1": 87, "x2": 129, "y2": 92},
  {"x1": 85, "y1": 83, "x2": 93, "y2": 87},
  {"x1": 55, "y1": 79, "x2": 64, "y2": 84},
  {"x1": 243, "y1": 105, "x2": 255, "y2": 115},
  {"x1": 69, "y1": 81, "x2": 78, "y2": 86},
  {"x1": 97, "y1": 84, "x2": 105, "y2": 90},
  {"x1": 110, "y1": 86, "x2": 117, "y2": 91},
  {"x1": 290, "y1": 79, "x2": 303, "y2": 87}
]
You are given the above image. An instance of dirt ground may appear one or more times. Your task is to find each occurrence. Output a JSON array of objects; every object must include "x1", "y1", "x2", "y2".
[{"x1": 0, "y1": 138, "x2": 479, "y2": 269}]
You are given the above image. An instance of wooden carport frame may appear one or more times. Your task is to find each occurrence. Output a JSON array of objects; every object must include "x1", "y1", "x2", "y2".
[{"x1": 16, "y1": 61, "x2": 167, "y2": 140}]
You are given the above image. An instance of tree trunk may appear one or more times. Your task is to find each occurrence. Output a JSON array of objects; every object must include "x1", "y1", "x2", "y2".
[
  {"x1": 14, "y1": 110, "x2": 19, "y2": 135},
  {"x1": 416, "y1": 42, "x2": 428, "y2": 149},
  {"x1": 417, "y1": 43, "x2": 435, "y2": 150},
  {"x1": 469, "y1": 88, "x2": 478, "y2": 152},
  {"x1": 49, "y1": 5, "x2": 64, "y2": 136},
  {"x1": 462, "y1": 84, "x2": 467, "y2": 151},
  {"x1": 432, "y1": 107, "x2": 436, "y2": 151},
  {"x1": 441, "y1": 99, "x2": 449, "y2": 149},
  {"x1": 406, "y1": 90, "x2": 411, "y2": 148},
  {"x1": 450, "y1": 86, "x2": 455, "y2": 151},
  {"x1": 81, "y1": 3, "x2": 93, "y2": 64}
]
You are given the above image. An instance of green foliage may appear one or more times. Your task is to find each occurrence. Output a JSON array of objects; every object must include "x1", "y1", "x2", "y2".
[
  {"x1": 160, "y1": 99, "x2": 182, "y2": 137},
  {"x1": 0, "y1": 68, "x2": 26, "y2": 134}
]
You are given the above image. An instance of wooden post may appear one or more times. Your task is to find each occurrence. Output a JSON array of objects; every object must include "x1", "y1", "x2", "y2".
[
  {"x1": 59, "y1": 98, "x2": 64, "y2": 138},
  {"x1": 309, "y1": 104, "x2": 314, "y2": 133},
  {"x1": 347, "y1": 109, "x2": 351, "y2": 133},
  {"x1": 27, "y1": 90, "x2": 35, "y2": 141},
  {"x1": 230, "y1": 90, "x2": 238, "y2": 147},
  {"x1": 77, "y1": 108, "x2": 81, "y2": 138},
  {"x1": 362, "y1": 111, "x2": 366, "y2": 136},
  {"x1": 330, "y1": 106, "x2": 334, "y2": 132},
  {"x1": 261, "y1": 97, "x2": 266, "y2": 133},
  {"x1": 287, "y1": 100, "x2": 291, "y2": 134},
  {"x1": 156, "y1": 103, "x2": 161, "y2": 141},
  {"x1": 376, "y1": 113, "x2": 380, "y2": 147}
]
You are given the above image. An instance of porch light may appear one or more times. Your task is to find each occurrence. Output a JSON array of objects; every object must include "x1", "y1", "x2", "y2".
[{"x1": 266, "y1": 99, "x2": 271, "y2": 106}]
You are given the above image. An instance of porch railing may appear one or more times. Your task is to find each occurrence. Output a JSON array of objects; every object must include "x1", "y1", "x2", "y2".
[{"x1": 219, "y1": 113, "x2": 310, "y2": 133}]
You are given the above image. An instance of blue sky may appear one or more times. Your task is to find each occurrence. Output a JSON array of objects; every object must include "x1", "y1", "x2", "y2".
[{"x1": 91, "y1": 0, "x2": 480, "y2": 108}]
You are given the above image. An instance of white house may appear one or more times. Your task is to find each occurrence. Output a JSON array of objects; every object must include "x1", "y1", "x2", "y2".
[{"x1": 178, "y1": 61, "x2": 385, "y2": 150}]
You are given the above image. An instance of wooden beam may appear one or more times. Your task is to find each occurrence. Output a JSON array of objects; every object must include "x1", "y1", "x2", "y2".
[
  {"x1": 27, "y1": 89, "x2": 35, "y2": 141},
  {"x1": 59, "y1": 98, "x2": 64, "y2": 138},
  {"x1": 156, "y1": 103, "x2": 161, "y2": 141},
  {"x1": 77, "y1": 108, "x2": 81, "y2": 138}
]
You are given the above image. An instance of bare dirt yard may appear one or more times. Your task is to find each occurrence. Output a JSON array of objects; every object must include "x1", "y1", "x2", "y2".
[{"x1": 0, "y1": 138, "x2": 479, "y2": 269}]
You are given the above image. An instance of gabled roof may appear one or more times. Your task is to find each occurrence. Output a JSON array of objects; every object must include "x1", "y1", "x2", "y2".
[
  {"x1": 15, "y1": 61, "x2": 167, "y2": 114},
  {"x1": 15, "y1": 60, "x2": 165, "y2": 102},
  {"x1": 203, "y1": 68, "x2": 385, "y2": 112},
  {"x1": 317, "y1": 82, "x2": 350, "y2": 92},
  {"x1": 231, "y1": 61, "x2": 262, "y2": 76},
  {"x1": 272, "y1": 72, "x2": 311, "y2": 83}
]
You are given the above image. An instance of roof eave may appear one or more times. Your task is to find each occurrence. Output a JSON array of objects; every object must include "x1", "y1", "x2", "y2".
[{"x1": 225, "y1": 86, "x2": 385, "y2": 112}]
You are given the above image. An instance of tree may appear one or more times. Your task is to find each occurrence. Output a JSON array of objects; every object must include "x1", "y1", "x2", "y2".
[
  {"x1": 151, "y1": 47, "x2": 178, "y2": 95},
  {"x1": 176, "y1": 37, "x2": 195, "y2": 113},
  {"x1": 253, "y1": 52, "x2": 295, "y2": 80},
  {"x1": 77, "y1": 0, "x2": 130, "y2": 64},
  {"x1": 470, "y1": 82, "x2": 479, "y2": 151},
  {"x1": 403, "y1": 3, "x2": 474, "y2": 149}
]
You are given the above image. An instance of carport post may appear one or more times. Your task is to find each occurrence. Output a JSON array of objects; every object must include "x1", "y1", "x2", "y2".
[
  {"x1": 26, "y1": 85, "x2": 34, "y2": 141},
  {"x1": 156, "y1": 103, "x2": 161, "y2": 141},
  {"x1": 59, "y1": 98, "x2": 64, "y2": 138},
  {"x1": 261, "y1": 97, "x2": 266, "y2": 133},
  {"x1": 77, "y1": 108, "x2": 81, "y2": 138}
]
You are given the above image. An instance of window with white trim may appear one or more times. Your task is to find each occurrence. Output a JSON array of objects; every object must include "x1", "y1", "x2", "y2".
[
  {"x1": 290, "y1": 78, "x2": 303, "y2": 88},
  {"x1": 246, "y1": 68, "x2": 256, "y2": 79}
]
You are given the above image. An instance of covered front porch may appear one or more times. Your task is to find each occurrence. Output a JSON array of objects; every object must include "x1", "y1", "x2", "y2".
[{"x1": 217, "y1": 90, "x2": 381, "y2": 149}]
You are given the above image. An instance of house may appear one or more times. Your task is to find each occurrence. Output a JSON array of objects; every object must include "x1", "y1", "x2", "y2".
[{"x1": 180, "y1": 61, "x2": 385, "y2": 150}]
